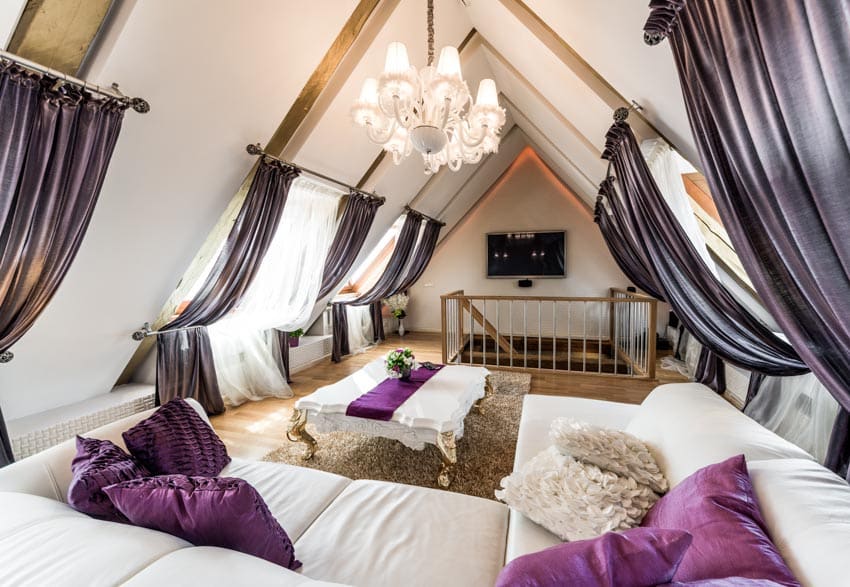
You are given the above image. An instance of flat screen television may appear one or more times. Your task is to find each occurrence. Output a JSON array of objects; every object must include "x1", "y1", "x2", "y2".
[{"x1": 487, "y1": 231, "x2": 566, "y2": 278}]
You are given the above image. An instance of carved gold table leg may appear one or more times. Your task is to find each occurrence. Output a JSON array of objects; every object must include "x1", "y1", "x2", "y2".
[
  {"x1": 286, "y1": 409, "x2": 317, "y2": 460},
  {"x1": 436, "y1": 431, "x2": 457, "y2": 488},
  {"x1": 474, "y1": 375, "x2": 494, "y2": 414}
]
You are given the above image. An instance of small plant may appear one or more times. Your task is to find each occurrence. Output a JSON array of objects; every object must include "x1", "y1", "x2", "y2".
[
  {"x1": 290, "y1": 328, "x2": 305, "y2": 338},
  {"x1": 385, "y1": 347, "x2": 415, "y2": 380},
  {"x1": 384, "y1": 293, "x2": 409, "y2": 320}
]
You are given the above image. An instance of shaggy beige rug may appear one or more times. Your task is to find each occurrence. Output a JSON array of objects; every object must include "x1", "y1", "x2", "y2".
[{"x1": 263, "y1": 370, "x2": 531, "y2": 500}]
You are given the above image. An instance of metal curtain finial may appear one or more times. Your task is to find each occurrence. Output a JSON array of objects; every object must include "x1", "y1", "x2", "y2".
[
  {"x1": 0, "y1": 351, "x2": 13, "y2": 363},
  {"x1": 246, "y1": 143, "x2": 263, "y2": 156},
  {"x1": 614, "y1": 100, "x2": 644, "y2": 122},
  {"x1": 427, "y1": 0, "x2": 435, "y2": 66},
  {"x1": 132, "y1": 322, "x2": 152, "y2": 341}
]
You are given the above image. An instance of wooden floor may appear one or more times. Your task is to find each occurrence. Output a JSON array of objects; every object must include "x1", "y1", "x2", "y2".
[{"x1": 210, "y1": 331, "x2": 688, "y2": 460}]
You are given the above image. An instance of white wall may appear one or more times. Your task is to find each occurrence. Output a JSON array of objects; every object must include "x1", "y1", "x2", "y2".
[
  {"x1": 0, "y1": 1, "x2": 357, "y2": 420},
  {"x1": 406, "y1": 148, "x2": 636, "y2": 334}
]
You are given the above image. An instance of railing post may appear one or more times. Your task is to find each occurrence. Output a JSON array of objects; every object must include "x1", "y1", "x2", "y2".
[
  {"x1": 647, "y1": 297, "x2": 657, "y2": 379},
  {"x1": 440, "y1": 294, "x2": 448, "y2": 364}
]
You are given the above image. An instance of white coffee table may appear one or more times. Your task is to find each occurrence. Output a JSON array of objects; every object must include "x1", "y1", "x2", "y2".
[{"x1": 287, "y1": 359, "x2": 492, "y2": 487}]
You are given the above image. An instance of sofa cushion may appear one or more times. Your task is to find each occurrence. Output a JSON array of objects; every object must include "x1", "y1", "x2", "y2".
[
  {"x1": 122, "y1": 547, "x2": 351, "y2": 587},
  {"x1": 495, "y1": 527, "x2": 692, "y2": 587},
  {"x1": 550, "y1": 418, "x2": 667, "y2": 493},
  {"x1": 507, "y1": 395, "x2": 640, "y2": 562},
  {"x1": 123, "y1": 398, "x2": 230, "y2": 476},
  {"x1": 641, "y1": 455, "x2": 799, "y2": 586},
  {"x1": 626, "y1": 383, "x2": 812, "y2": 486},
  {"x1": 294, "y1": 480, "x2": 508, "y2": 587},
  {"x1": 67, "y1": 436, "x2": 149, "y2": 521},
  {"x1": 105, "y1": 475, "x2": 300, "y2": 570},
  {"x1": 0, "y1": 492, "x2": 190, "y2": 586},
  {"x1": 496, "y1": 445, "x2": 659, "y2": 541},
  {"x1": 222, "y1": 458, "x2": 350, "y2": 542},
  {"x1": 748, "y1": 458, "x2": 850, "y2": 587}
]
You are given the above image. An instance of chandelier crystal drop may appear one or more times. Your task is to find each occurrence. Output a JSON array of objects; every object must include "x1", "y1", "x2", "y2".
[{"x1": 351, "y1": 0, "x2": 506, "y2": 174}]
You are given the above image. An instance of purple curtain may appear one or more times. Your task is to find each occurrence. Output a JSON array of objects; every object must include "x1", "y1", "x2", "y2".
[
  {"x1": 275, "y1": 330, "x2": 292, "y2": 384},
  {"x1": 156, "y1": 159, "x2": 300, "y2": 414},
  {"x1": 0, "y1": 64, "x2": 128, "y2": 465},
  {"x1": 694, "y1": 347, "x2": 726, "y2": 393},
  {"x1": 396, "y1": 219, "x2": 443, "y2": 293},
  {"x1": 601, "y1": 120, "x2": 807, "y2": 377},
  {"x1": 595, "y1": 181, "x2": 666, "y2": 301},
  {"x1": 644, "y1": 0, "x2": 850, "y2": 476},
  {"x1": 318, "y1": 191, "x2": 383, "y2": 299},
  {"x1": 331, "y1": 302, "x2": 350, "y2": 363},
  {"x1": 331, "y1": 212, "x2": 423, "y2": 362}
]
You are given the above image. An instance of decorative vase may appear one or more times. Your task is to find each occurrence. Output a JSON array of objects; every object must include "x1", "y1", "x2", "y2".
[
  {"x1": 288, "y1": 336, "x2": 300, "y2": 348},
  {"x1": 387, "y1": 366, "x2": 411, "y2": 380},
  {"x1": 398, "y1": 318, "x2": 406, "y2": 336}
]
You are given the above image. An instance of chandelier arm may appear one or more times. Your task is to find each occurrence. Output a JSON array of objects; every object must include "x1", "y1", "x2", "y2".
[
  {"x1": 366, "y1": 118, "x2": 397, "y2": 145},
  {"x1": 438, "y1": 97, "x2": 452, "y2": 131},
  {"x1": 392, "y1": 95, "x2": 412, "y2": 129},
  {"x1": 458, "y1": 122, "x2": 489, "y2": 149}
]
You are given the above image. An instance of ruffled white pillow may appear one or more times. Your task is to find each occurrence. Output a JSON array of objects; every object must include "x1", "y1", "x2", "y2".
[
  {"x1": 550, "y1": 418, "x2": 668, "y2": 494},
  {"x1": 495, "y1": 446, "x2": 660, "y2": 541}
]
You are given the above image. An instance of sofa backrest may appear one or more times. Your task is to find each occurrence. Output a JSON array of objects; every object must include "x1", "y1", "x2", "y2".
[
  {"x1": 0, "y1": 399, "x2": 210, "y2": 502},
  {"x1": 626, "y1": 383, "x2": 813, "y2": 487}
]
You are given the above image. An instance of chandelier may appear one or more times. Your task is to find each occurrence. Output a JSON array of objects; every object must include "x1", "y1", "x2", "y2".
[{"x1": 351, "y1": 0, "x2": 506, "y2": 174}]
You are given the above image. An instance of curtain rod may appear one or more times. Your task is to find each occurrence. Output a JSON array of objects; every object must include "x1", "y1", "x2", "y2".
[
  {"x1": 404, "y1": 205, "x2": 446, "y2": 226},
  {"x1": 0, "y1": 49, "x2": 149, "y2": 113},
  {"x1": 131, "y1": 322, "x2": 207, "y2": 340},
  {"x1": 246, "y1": 144, "x2": 386, "y2": 203}
]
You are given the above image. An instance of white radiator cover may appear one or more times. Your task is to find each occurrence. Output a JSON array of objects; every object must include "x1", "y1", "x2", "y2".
[{"x1": 8, "y1": 384, "x2": 155, "y2": 460}]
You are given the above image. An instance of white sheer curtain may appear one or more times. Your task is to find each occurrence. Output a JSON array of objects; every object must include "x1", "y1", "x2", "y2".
[
  {"x1": 209, "y1": 177, "x2": 342, "y2": 406},
  {"x1": 746, "y1": 373, "x2": 840, "y2": 463},
  {"x1": 346, "y1": 304, "x2": 374, "y2": 355},
  {"x1": 641, "y1": 139, "x2": 717, "y2": 276}
]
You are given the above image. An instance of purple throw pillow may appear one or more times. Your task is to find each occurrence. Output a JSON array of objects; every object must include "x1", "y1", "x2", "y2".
[
  {"x1": 104, "y1": 475, "x2": 300, "y2": 570},
  {"x1": 664, "y1": 580, "x2": 787, "y2": 586},
  {"x1": 495, "y1": 527, "x2": 693, "y2": 587},
  {"x1": 122, "y1": 398, "x2": 230, "y2": 476},
  {"x1": 67, "y1": 436, "x2": 149, "y2": 522},
  {"x1": 641, "y1": 454, "x2": 799, "y2": 586}
]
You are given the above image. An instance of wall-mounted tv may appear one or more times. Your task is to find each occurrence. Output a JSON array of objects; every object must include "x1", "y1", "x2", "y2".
[{"x1": 487, "y1": 231, "x2": 566, "y2": 278}]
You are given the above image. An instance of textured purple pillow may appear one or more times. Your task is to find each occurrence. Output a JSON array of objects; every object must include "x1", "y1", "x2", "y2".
[
  {"x1": 641, "y1": 455, "x2": 799, "y2": 586},
  {"x1": 495, "y1": 527, "x2": 693, "y2": 587},
  {"x1": 122, "y1": 398, "x2": 230, "y2": 476},
  {"x1": 67, "y1": 436, "x2": 149, "y2": 522},
  {"x1": 104, "y1": 475, "x2": 300, "y2": 570},
  {"x1": 664, "y1": 580, "x2": 786, "y2": 586}
]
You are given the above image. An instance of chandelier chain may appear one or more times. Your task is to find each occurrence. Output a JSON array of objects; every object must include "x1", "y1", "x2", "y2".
[{"x1": 427, "y1": 0, "x2": 435, "y2": 66}]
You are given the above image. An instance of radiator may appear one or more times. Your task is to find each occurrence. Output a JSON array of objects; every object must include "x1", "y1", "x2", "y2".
[{"x1": 8, "y1": 384, "x2": 155, "y2": 460}]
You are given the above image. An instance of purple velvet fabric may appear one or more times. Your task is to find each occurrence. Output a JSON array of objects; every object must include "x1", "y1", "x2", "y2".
[
  {"x1": 67, "y1": 436, "x2": 149, "y2": 522},
  {"x1": 664, "y1": 580, "x2": 786, "y2": 587},
  {"x1": 104, "y1": 475, "x2": 300, "y2": 570},
  {"x1": 123, "y1": 398, "x2": 230, "y2": 476},
  {"x1": 495, "y1": 527, "x2": 693, "y2": 587},
  {"x1": 642, "y1": 455, "x2": 799, "y2": 585},
  {"x1": 346, "y1": 365, "x2": 444, "y2": 420}
]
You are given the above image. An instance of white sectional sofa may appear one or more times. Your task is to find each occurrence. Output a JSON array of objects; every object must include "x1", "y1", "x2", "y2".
[
  {"x1": 0, "y1": 401, "x2": 508, "y2": 587},
  {"x1": 508, "y1": 383, "x2": 850, "y2": 587},
  {"x1": 1, "y1": 383, "x2": 848, "y2": 586}
]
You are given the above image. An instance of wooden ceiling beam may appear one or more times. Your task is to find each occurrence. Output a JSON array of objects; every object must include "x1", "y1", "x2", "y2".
[{"x1": 7, "y1": 0, "x2": 113, "y2": 75}]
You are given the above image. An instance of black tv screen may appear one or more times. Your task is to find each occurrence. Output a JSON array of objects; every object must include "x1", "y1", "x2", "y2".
[{"x1": 487, "y1": 231, "x2": 566, "y2": 278}]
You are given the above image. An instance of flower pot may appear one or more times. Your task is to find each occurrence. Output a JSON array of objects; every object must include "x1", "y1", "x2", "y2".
[{"x1": 288, "y1": 336, "x2": 300, "y2": 348}]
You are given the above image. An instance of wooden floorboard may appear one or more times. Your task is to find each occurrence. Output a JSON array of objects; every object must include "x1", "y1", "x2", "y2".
[{"x1": 210, "y1": 331, "x2": 688, "y2": 460}]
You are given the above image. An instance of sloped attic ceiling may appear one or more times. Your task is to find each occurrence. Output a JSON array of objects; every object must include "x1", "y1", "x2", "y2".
[{"x1": 0, "y1": 0, "x2": 697, "y2": 421}]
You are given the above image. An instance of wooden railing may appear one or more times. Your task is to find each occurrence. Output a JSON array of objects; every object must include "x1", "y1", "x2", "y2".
[{"x1": 440, "y1": 289, "x2": 657, "y2": 379}]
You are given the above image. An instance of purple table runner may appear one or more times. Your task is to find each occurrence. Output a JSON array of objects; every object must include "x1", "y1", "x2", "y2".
[{"x1": 346, "y1": 365, "x2": 445, "y2": 421}]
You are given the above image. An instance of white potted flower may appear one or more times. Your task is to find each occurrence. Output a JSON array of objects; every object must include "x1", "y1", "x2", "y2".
[
  {"x1": 384, "y1": 293, "x2": 410, "y2": 336},
  {"x1": 385, "y1": 347, "x2": 416, "y2": 381}
]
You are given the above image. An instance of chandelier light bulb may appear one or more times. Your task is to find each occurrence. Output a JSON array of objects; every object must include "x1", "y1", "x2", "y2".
[
  {"x1": 359, "y1": 78, "x2": 379, "y2": 104},
  {"x1": 436, "y1": 46, "x2": 462, "y2": 78},
  {"x1": 384, "y1": 42, "x2": 410, "y2": 75},
  {"x1": 475, "y1": 79, "x2": 498, "y2": 107}
]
